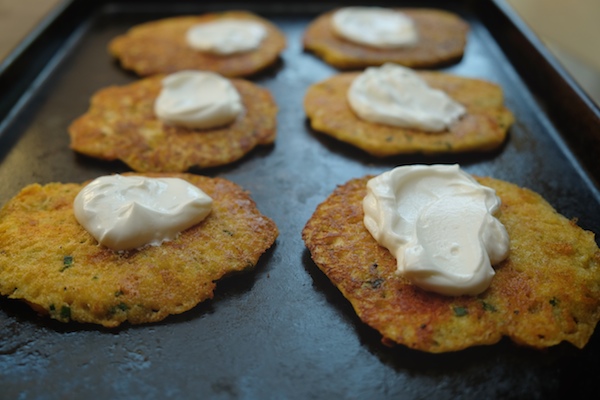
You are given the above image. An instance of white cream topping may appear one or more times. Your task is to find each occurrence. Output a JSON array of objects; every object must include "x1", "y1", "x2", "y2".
[
  {"x1": 154, "y1": 70, "x2": 243, "y2": 129},
  {"x1": 186, "y1": 19, "x2": 267, "y2": 55},
  {"x1": 363, "y1": 164, "x2": 509, "y2": 296},
  {"x1": 347, "y1": 63, "x2": 466, "y2": 132},
  {"x1": 74, "y1": 175, "x2": 213, "y2": 251},
  {"x1": 331, "y1": 7, "x2": 418, "y2": 49}
]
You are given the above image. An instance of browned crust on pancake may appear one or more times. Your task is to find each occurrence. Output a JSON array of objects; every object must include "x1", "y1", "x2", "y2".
[
  {"x1": 69, "y1": 75, "x2": 277, "y2": 172},
  {"x1": 109, "y1": 11, "x2": 287, "y2": 77},
  {"x1": 303, "y1": 8, "x2": 468, "y2": 69},
  {"x1": 302, "y1": 175, "x2": 600, "y2": 352},
  {"x1": 304, "y1": 71, "x2": 514, "y2": 156},
  {"x1": 0, "y1": 173, "x2": 278, "y2": 327}
]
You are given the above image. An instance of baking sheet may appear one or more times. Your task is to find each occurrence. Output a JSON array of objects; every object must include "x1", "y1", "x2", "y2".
[{"x1": 1, "y1": 0, "x2": 600, "y2": 398}]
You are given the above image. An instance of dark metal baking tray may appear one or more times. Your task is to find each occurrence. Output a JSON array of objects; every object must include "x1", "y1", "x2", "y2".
[{"x1": 2, "y1": 0, "x2": 600, "y2": 398}]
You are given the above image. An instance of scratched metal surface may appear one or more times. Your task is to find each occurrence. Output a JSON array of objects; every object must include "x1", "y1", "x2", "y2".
[{"x1": 1, "y1": 1, "x2": 600, "y2": 398}]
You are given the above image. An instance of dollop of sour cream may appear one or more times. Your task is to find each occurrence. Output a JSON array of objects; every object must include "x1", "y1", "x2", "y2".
[
  {"x1": 348, "y1": 63, "x2": 466, "y2": 132},
  {"x1": 331, "y1": 7, "x2": 418, "y2": 49},
  {"x1": 154, "y1": 70, "x2": 243, "y2": 129},
  {"x1": 74, "y1": 175, "x2": 213, "y2": 251},
  {"x1": 186, "y1": 19, "x2": 267, "y2": 55},
  {"x1": 363, "y1": 164, "x2": 509, "y2": 296}
]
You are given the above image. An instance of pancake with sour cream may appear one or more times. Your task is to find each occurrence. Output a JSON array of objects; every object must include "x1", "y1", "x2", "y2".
[
  {"x1": 109, "y1": 11, "x2": 286, "y2": 77},
  {"x1": 0, "y1": 173, "x2": 278, "y2": 327},
  {"x1": 304, "y1": 66, "x2": 513, "y2": 157},
  {"x1": 303, "y1": 7, "x2": 468, "y2": 69},
  {"x1": 302, "y1": 166, "x2": 600, "y2": 352},
  {"x1": 69, "y1": 72, "x2": 277, "y2": 172}
]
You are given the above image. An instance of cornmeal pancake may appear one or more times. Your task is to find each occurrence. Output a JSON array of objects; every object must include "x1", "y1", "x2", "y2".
[
  {"x1": 304, "y1": 72, "x2": 513, "y2": 156},
  {"x1": 0, "y1": 173, "x2": 278, "y2": 327},
  {"x1": 302, "y1": 175, "x2": 600, "y2": 352},
  {"x1": 69, "y1": 75, "x2": 277, "y2": 172},
  {"x1": 303, "y1": 8, "x2": 468, "y2": 69},
  {"x1": 109, "y1": 11, "x2": 286, "y2": 77}
]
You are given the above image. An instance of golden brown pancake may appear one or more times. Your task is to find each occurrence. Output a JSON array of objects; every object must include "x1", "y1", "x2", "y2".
[
  {"x1": 303, "y1": 8, "x2": 468, "y2": 69},
  {"x1": 304, "y1": 71, "x2": 514, "y2": 156},
  {"x1": 69, "y1": 75, "x2": 277, "y2": 172},
  {"x1": 109, "y1": 11, "x2": 286, "y2": 77},
  {"x1": 302, "y1": 175, "x2": 600, "y2": 352},
  {"x1": 0, "y1": 173, "x2": 278, "y2": 327}
]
